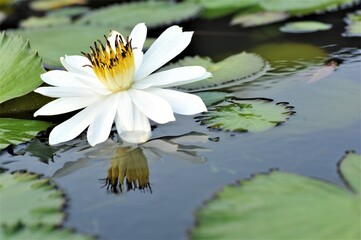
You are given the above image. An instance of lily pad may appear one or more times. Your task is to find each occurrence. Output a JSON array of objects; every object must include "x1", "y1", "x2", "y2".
[
  {"x1": 0, "y1": 118, "x2": 52, "y2": 150},
  {"x1": 10, "y1": 25, "x2": 154, "y2": 68},
  {"x1": 77, "y1": 1, "x2": 202, "y2": 29},
  {"x1": 46, "y1": 6, "x2": 89, "y2": 17},
  {"x1": 343, "y1": 11, "x2": 361, "y2": 37},
  {"x1": 197, "y1": 98, "x2": 294, "y2": 132},
  {"x1": 0, "y1": 171, "x2": 65, "y2": 227},
  {"x1": 194, "y1": 91, "x2": 229, "y2": 107},
  {"x1": 19, "y1": 16, "x2": 71, "y2": 28},
  {"x1": 259, "y1": 0, "x2": 358, "y2": 15},
  {"x1": 162, "y1": 52, "x2": 269, "y2": 92},
  {"x1": 191, "y1": 151, "x2": 361, "y2": 239},
  {"x1": 0, "y1": 225, "x2": 94, "y2": 240},
  {"x1": 231, "y1": 11, "x2": 289, "y2": 27},
  {"x1": 280, "y1": 21, "x2": 332, "y2": 33},
  {"x1": 30, "y1": 0, "x2": 86, "y2": 11},
  {"x1": 0, "y1": 32, "x2": 43, "y2": 104}
]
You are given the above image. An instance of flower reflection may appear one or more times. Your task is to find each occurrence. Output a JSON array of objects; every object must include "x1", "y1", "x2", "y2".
[
  {"x1": 94, "y1": 132, "x2": 211, "y2": 194},
  {"x1": 104, "y1": 146, "x2": 151, "y2": 194}
]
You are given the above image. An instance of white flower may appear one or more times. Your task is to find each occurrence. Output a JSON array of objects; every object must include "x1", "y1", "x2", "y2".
[{"x1": 34, "y1": 23, "x2": 211, "y2": 146}]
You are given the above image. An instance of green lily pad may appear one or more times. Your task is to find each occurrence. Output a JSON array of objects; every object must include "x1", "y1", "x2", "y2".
[
  {"x1": 231, "y1": 11, "x2": 289, "y2": 27},
  {"x1": 19, "y1": 16, "x2": 71, "y2": 29},
  {"x1": 340, "y1": 151, "x2": 361, "y2": 192},
  {"x1": 194, "y1": 91, "x2": 230, "y2": 107},
  {"x1": 0, "y1": 92, "x2": 52, "y2": 117},
  {"x1": 343, "y1": 11, "x2": 361, "y2": 37},
  {"x1": 191, "y1": 151, "x2": 361, "y2": 239},
  {"x1": 280, "y1": 21, "x2": 332, "y2": 33},
  {"x1": 162, "y1": 52, "x2": 269, "y2": 92},
  {"x1": 186, "y1": 0, "x2": 258, "y2": 19},
  {"x1": 77, "y1": 1, "x2": 202, "y2": 29},
  {"x1": 197, "y1": 98, "x2": 294, "y2": 132},
  {"x1": 0, "y1": 225, "x2": 94, "y2": 240},
  {"x1": 0, "y1": 32, "x2": 43, "y2": 104},
  {"x1": 259, "y1": 0, "x2": 358, "y2": 15},
  {"x1": 9, "y1": 25, "x2": 153, "y2": 68},
  {"x1": 0, "y1": 171, "x2": 65, "y2": 227},
  {"x1": 46, "y1": 6, "x2": 89, "y2": 17},
  {"x1": 29, "y1": 0, "x2": 86, "y2": 11},
  {"x1": 0, "y1": 118, "x2": 52, "y2": 150}
]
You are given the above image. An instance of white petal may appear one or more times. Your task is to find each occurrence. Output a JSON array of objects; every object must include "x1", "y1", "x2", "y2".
[
  {"x1": 107, "y1": 30, "x2": 126, "y2": 51},
  {"x1": 40, "y1": 70, "x2": 105, "y2": 89},
  {"x1": 129, "y1": 23, "x2": 147, "y2": 52},
  {"x1": 49, "y1": 101, "x2": 102, "y2": 145},
  {"x1": 118, "y1": 106, "x2": 151, "y2": 144},
  {"x1": 137, "y1": 66, "x2": 207, "y2": 88},
  {"x1": 115, "y1": 91, "x2": 134, "y2": 131},
  {"x1": 135, "y1": 26, "x2": 193, "y2": 80},
  {"x1": 147, "y1": 88, "x2": 207, "y2": 115},
  {"x1": 173, "y1": 72, "x2": 212, "y2": 87},
  {"x1": 128, "y1": 89, "x2": 175, "y2": 124},
  {"x1": 60, "y1": 55, "x2": 95, "y2": 77},
  {"x1": 134, "y1": 50, "x2": 143, "y2": 72},
  {"x1": 87, "y1": 95, "x2": 117, "y2": 146},
  {"x1": 34, "y1": 96, "x2": 98, "y2": 116},
  {"x1": 35, "y1": 86, "x2": 101, "y2": 98}
]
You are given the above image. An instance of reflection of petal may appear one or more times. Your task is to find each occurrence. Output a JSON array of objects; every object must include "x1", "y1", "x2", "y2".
[
  {"x1": 170, "y1": 151, "x2": 207, "y2": 164},
  {"x1": 142, "y1": 139, "x2": 178, "y2": 152},
  {"x1": 167, "y1": 132, "x2": 210, "y2": 144},
  {"x1": 105, "y1": 147, "x2": 151, "y2": 194}
]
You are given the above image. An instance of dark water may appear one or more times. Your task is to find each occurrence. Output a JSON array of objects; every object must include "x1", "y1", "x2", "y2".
[{"x1": 1, "y1": 4, "x2": 360, "y2": 240}]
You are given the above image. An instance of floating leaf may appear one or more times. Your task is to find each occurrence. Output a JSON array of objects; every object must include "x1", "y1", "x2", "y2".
[
  {"x1": 197, "y1": 98, "x2": 294, "y2": 132},
  {"x1": 0, "y1": 171, "x2": 65, "y2": 227},
  {"x1": 46, "y1": 6, "x2": 89, "y2": 17},
  {"x1": 186, "y1": 0, "x2": 258, "y2": 19},
  {"x1": 10, "y1": 25, "x2": 153, "y2": 68},
  {"x1": 231, "y1": 11, "x2": 289, "y2": 27},
  {"x1": 77, "y1": 1, "x2": 202, "y2": 29},
  {"x1": 0, "y1": 118, "x2": 52, "y2": 150},
  {"x1": 30, "y1": 0, "x2": 86, "y2": 11},
  {"x1": 259, "y1": 0, "x2": 358, "y2": 15},
  {"x1": 19, "y1": 16, "x2": 71, "y2": 29},
  {"x1": 0, "y1": 32, "x2": 43, "y2": 104},
  {"x1": 0, "y1": 92, "x2": 52, "y2": 117},
  {"x1": 0, "y1": 225, "x2": 94, "y2": 240},
  {"x1": 340, "y1": 151, "x2": 361, "y2": 192},
  {"x1": 194, "y1": 91, "x2": 229, "y2": 106},
  {"x1": 162, "y1": 52, "x2": 269, "y2": 92},
  {"x1": 191, "y1": 152, "x2": 361, "y2": 239},
  {"x1": 280, "y1": 21, "x2": 332, "y2": 33},
  {"x1": 343, "y1": 11, "x2": 361, "y2": 37}
]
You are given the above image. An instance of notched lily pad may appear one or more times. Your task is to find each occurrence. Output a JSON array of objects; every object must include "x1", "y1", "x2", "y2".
[
  {"x1": 196, "y1": 98, "x2": 294, "y2": 132},
  {"x1": 280, "y1": 21, "x2": 332, "y2": 33},
  {"x1": 191, "y1": 151, "x2": 361, "y2": 239},
  {"x1": 77, "y1": 1, "x2": 202, "y2": 29},
  {"x1": 0, "y1": 32, "x2": 44, "y2": 104},
  {"x1": 0, "y1": 118, "x2": 52, "y2": 150},
  {"x1": 0, "y1": 225, "x2": 95, "y2": 240},
  {"x1": 163, "y1": 52, "x2": 269, "y2": 92},
  {"x1": 0, "y1": 171, "x2": 65, "y2": 227}
]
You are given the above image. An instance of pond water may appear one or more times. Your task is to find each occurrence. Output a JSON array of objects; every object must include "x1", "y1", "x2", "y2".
[{"x1": 0, "y1": 3, "x2": 360, "y2": 240}]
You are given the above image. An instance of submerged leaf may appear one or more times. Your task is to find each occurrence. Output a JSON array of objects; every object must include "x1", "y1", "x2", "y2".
[
  {"x1": 77, "y1": 1, "x2": 202, "y2": 29},
  {"x1": 0, "y1": 171, "x2": 65, "y2": 227},
  {"x1": 0, "y1": 32, "x2": 43, "y2": 104},
  {"x1": 280, "y1": 21, "x2": 332, "y2": 33},
  {"x1": 162, "y1": 52, "x2": 269, "y2": 92},
  {"x1": 197, "y1": 98, "x2": 294, "y2": 132},
  {"x1": 0, "y1": 118, "x2": 52, "y2": 150},
  {"x1": 191, "y1": 152, "x2": 361, "y2": 239}
]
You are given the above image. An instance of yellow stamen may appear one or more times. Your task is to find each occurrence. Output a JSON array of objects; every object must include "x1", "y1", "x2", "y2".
[{"x1": 82, "y1": 33, "x2": 135, "y2": 92}]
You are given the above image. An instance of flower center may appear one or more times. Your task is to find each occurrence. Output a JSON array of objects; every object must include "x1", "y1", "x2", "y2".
[{"x1": 83, "y1": 34, "x2": 135, "y2": 92}]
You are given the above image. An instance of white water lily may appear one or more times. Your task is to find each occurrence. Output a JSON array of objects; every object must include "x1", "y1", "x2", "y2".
[{"x1": 34, "y1": 23, "x2": 211, "y2": 146}]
